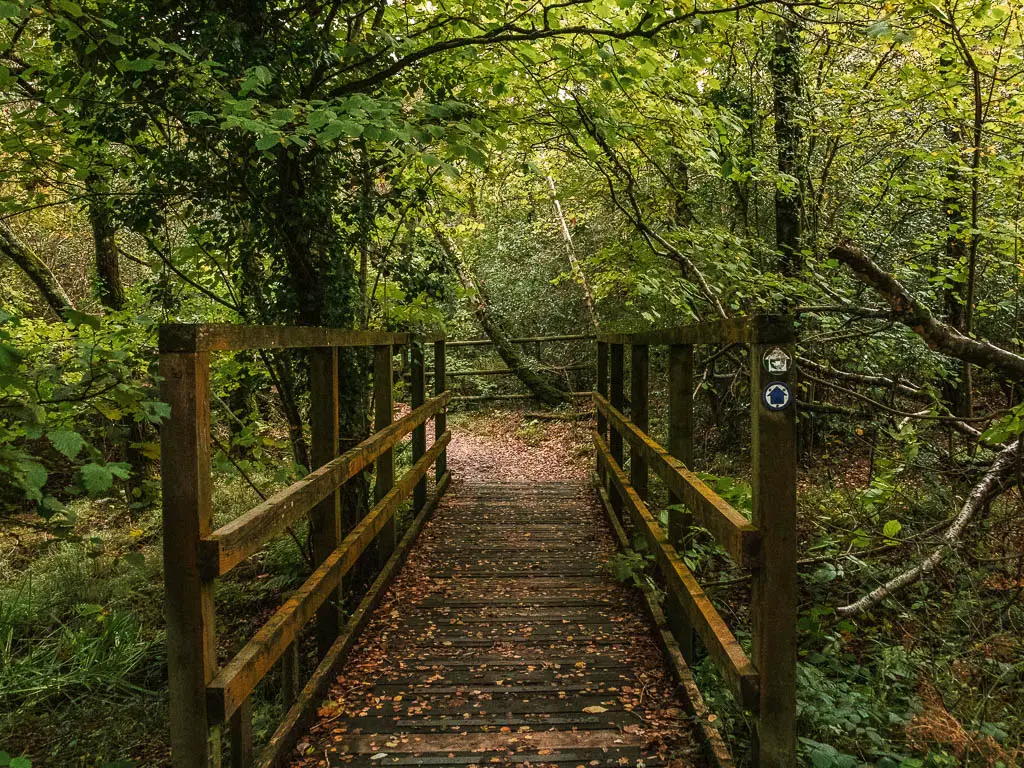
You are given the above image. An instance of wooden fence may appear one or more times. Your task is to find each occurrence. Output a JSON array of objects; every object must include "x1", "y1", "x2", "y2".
[
  {"x1": 440, "y1": 333, "x2": 595, "y2": 402},
  {"x1": 593, "y1": 315, "x2": 797, "y2": 768},
  {"x1": 159, "y1": 324, "x2": 449, "y2": 768}
]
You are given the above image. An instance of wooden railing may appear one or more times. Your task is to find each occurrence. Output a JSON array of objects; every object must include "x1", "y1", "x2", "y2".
[
  {"x1": 159, "y1": 324, "x2": 450, "y2": 768},
  {"x1": 593, "y1": 315, "x2": 797, "y2": 768}
]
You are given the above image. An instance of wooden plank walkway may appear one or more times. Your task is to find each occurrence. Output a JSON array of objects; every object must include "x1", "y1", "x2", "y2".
[{"x1": 292, "y1": 480, "x2": 706, "y2": 768}]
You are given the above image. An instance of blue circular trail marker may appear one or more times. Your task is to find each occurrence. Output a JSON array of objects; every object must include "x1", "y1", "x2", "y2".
[{"x1": 762, "y1": 381, "x2": 792, "y2": 411}]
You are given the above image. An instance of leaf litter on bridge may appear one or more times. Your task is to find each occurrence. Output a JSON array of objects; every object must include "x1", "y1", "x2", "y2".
[{"x1": 292, "y1": 409, "x2": 706, "y2": 768}]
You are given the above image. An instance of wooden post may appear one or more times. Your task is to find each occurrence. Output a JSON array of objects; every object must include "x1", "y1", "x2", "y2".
[
  {"x1": 596, "y1": 342, "x2": 608, "y2": 441},
  {"x1": 309, "y1": 347, "x2": 341, "y2": 655},
  {"x1": 666, "y1": 343, "x2": 697, "y2": 663},
  {"x1": 750, "y1": 320, "x2": 797, "y2": 768},
  {"x1": 161, "y1": 350, "x2": 217, "y2": 768},
  {"x1": 667, "y1": 344, "x2": 694, "y2": 540},
  {"x1": 229, "y1": 698, "x2": 253, "y2": 768},
  {"x1": 434, "y1": 339, "x2": 447, "y2": 481},
  {"x1": 374, "y1": 344, "x2": 395, "y2": 565},
  {"x1": 608, "y1": 343, "x2": 625, "y2": 514},
  {"x1": 629, "y1": 344, "x2": 649, "y2": 499},
  {"x1": 411, "y1": 342, "x2": 427, "y2": 512}
]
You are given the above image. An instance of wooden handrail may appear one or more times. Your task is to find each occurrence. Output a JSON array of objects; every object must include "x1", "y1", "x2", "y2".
[
  {"x1": 447, "y1": 333, "x2": 595, "y2": 347},
  {"x1": 594, "y1": 393, "x2": 759, "y2": 568},
  {"x1": 593, "y1": 430, "x2": 760, "y2": 712},
  {"x1": 440, "y1": 364, "x2": 591, "y2": 377},
  {"x1": 206, "y1": 431, "x2": 451, "y2": 725},
  {"x1": 159, "y1": 324, "x2": 412, "y2": 352},
  {"x1": 199, "y1": 393, "x2": 451, "y2": 579},
  {"x1": 161, "y1": 324, "x2": 452, "y2": 768},
  {"x1": 596, "y1": 315, "x2": 794, "y2": 347}
]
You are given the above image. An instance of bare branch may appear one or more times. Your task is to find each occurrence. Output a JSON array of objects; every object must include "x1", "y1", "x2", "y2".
[{"x1": 836, "y1": 439, "x2": 1021, "y2": 616}]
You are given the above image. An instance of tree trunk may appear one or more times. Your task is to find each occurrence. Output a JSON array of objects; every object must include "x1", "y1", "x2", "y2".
[
  {"x1": 0, "y1": 222, "x2": 75, "y2": 320},
  {"x1": 832, "y1": 242, "x2": 1024, "y2": 383},
  {"x1": 274, "y1": 148, "x2": 365, "y2": 529},
  {"x1": 545, "y1": 175, "x2": 598, "y2": 329},
  {"x1": 942, "y1": 124, "x2": 972, "y2": 417},
  {"x1": 432, "y1": 225, "x2": 571, "y2": 406},
  {"x1": 88, "y1": 177, "x2": 126, "y2": 312},
  {"x1": 770, "y1": 14, "x2": 804, "y2": 279}
]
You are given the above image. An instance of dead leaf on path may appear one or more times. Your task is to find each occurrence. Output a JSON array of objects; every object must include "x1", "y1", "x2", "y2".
[{"x1": 583, "y1": 705, "x2": 607, "y2": 713}]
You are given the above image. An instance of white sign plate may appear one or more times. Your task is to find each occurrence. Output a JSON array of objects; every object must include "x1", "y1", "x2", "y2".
[{"x1": 763, "y1": 347, "x2": 791, "y2": 374}]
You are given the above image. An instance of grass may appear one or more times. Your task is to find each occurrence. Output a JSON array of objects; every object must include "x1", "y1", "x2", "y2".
[
  {"x1": 0, "y1": 531, "x2": 167, "y2": 766},
  {"x1": 0, "y1": 456, "x2": 322, "y2": 767}
]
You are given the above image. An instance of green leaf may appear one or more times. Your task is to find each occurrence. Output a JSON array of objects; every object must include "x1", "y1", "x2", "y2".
[
  {"x1": 48, "y1": 429, "x2": 86, "y2": 460},
  {"x1": 256, "y1": 133, "x2": 280, "y2": 150},
  {"x1": 81, "y1": 463, "x2": 114, "y2": 494},
  {"x1": 65, "y1": 309, "x2": 101, "y2": 329},
  {"x1": 56, "y1": 0, "x2": 82, "y2": 17},
  {"x1": 123, "y1": 552, "x2": 146, "y2": 569},
  {"x1": 882, "y1": 519, "x2": 902, "y2": 539},
  {"x1": 116, "y1": 58, "x2": 158, "y2": 72},
  {"x1": 0, "y1": 3, "x2": 20, "y2": 19},
  {"x1": 18, "y1": 461, "x2": 47, "y2": 500},
  {"x1": 810, "y1": 744, "x2": 836, "y2": 768},
  {"x1": 0, "y1": 341, "x2": 24, "y2": 371},
  {"x1": 10, "y1": 758, "x2": 31, "y2": 768}
]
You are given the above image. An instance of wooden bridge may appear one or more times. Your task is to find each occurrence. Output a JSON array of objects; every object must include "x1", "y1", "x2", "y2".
[{"x1": 159, "y1": 317, "x2": 797, "y2": 768}]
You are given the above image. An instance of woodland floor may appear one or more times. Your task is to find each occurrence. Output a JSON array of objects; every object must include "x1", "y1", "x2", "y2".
[{"x1": 289, "y1": 410, "x2": 706, "y2": 768}]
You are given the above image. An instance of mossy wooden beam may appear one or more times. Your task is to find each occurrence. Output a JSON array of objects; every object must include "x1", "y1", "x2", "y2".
[{"x1": 199, "y1": 393, "x2": 449, "y2": 578}]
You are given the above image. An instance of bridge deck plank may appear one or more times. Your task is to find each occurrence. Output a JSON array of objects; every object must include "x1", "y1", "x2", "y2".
[{"x1": 291, "y1": 480, "x2": 706, "y2": 768}]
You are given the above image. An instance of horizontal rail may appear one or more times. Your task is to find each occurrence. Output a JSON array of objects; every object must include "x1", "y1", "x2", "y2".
[
  {"x1": 159, "y1": 324, "x2": 414, "y2": 353},
  {"x1": 592, "y1": 477, "x2": 737, "y2": 768},
  {"x1": 452, "y1": 391, "x2": 593, "y2": 402},
  {"x1": 593, "y1": 430, "x2": 759, "y2": 712},
  {"x1": 200, "y1": 393, "x2": 450, "y2": 578},
  {"x1": 596, "y1": 316, "x2": 793, "y2": 347},
  {"x1": 594, "y1": 394, "x2": 759, "y2": 568},
  {"x1": 207, "y1": 431, "x2": 451, "y2": 725},
  {"x1": 443, "y1": 364, "x2": 591, "y2": 377},
  {"x1": 447, "y1": 334, "x2": 595, "y2": 347}
]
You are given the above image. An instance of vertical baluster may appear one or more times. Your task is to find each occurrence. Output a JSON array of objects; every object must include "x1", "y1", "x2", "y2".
[
  {"x1": 374, "y1": 344, "x2": 395, "y2": 566},
  {"x1": 281, "y1": 642, "x2": 300, "y2": 709},
  {"x1": 411, "y1": 342, "x2": 427, "y2": 512},
  {"x1": 608, "y1": 343, "x2": 625, "y2": 515},
  {"x1": 596, "y1": 342, "x2": 608, "y2": 435},
  {"x1": 666, "y1": 343, "x2": 696, "y2": 662},
  {"x1": 229, "y1": 697, "x2": 253, "y2": 768},
  {"x1": 629, "y1": 343, "x2": 649, "y2": 499},
  {"x1": 309, "y1": 347, "x2": 341, "y2": 655},
  {"x1": 434, "y1": 339, "x2": 447, "y2": 480}
]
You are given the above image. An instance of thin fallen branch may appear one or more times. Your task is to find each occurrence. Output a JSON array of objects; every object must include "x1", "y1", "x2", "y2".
[
  {"x1": 798, "y1": 399, "x2": 983, "y2": 440},
  {"x1": 836, "y1": 438, "x2": 1021, "y2": 616},
  {"x1": 797, "y1": 356, "x2": 928, "y2": 400}
]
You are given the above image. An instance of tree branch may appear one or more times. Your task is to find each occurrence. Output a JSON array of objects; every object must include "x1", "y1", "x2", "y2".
[{"x1": 832, "y1": 241, "x2": 1024, "y2": 382}]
